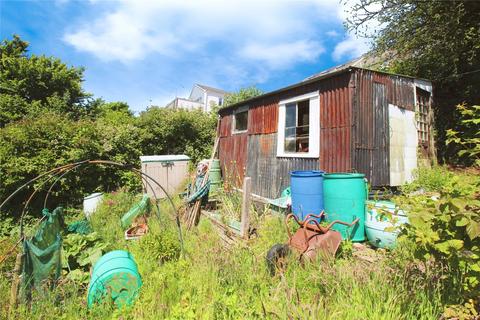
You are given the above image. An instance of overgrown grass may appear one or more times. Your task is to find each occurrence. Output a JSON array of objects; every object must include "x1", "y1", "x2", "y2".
[{"x1": 6, "y1": 168, "x2": 478, "y2": 318}]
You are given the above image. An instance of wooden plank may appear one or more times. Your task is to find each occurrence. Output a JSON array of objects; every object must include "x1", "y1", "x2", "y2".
[
  {"x1": 9, "y1": 252, "x2": 23, "y2": 312},
  {"x1": 240, "y1": 177, "x2": 251, "y2": 239}
]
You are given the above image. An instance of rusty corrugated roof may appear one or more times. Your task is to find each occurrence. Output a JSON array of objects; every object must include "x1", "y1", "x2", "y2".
[{"x1": 219, "y1": 65, "x2": 432, "y2": 115}]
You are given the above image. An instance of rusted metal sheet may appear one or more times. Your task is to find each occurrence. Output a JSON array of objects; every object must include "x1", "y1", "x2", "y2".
[
  {"x1": 248, "y1": 99, "x2": 279, "y2": 135},
  {"x1": 363, "y1": 69, "x2": 415, "y2": 111},
  {"x1": 219, "y1": 114, "x2": 232, "y2": 137},
  {"x1": 352, "y1": 70, "x2": 390, "y2": 186},
  {"x1": 319, "y1": 73, "x2": 353, "y2": 173},
  {"x1": 245, "y1": 133, "x2": 318, "y2": 199},
  {"x1": 218, "y1": 133, "x2": 247, "y2": 187}
]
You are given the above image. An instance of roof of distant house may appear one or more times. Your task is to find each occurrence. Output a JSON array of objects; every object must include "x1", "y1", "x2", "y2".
[{"x1": 196, "y1": 84, "x2": 228, "y2": 94}]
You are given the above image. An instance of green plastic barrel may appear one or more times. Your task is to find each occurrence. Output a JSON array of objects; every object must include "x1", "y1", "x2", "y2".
[
  {"x1": 209, "y1": 159, "x2": 222, "y2": 196},
  {"x1": 87, "y1": 250, "x2": 142, "y2": 308},
  {"x1": 323, "y1": 173, "x2": 367, "y2": 241}
]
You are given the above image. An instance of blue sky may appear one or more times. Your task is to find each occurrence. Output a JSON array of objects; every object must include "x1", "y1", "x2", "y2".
[{"x1": 1, "y1": 0, "x2": 370, "y2": 112}]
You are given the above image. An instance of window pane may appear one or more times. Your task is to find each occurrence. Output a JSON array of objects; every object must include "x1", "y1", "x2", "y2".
[
  {"x1": 284, "y1": 137, "x2": 296, "y2": 152},
  {"x1": 235, "y1": 111, "x2": 248, "y2": 131},
  {"x1": 285, "y1": 127, "x2": 296, "y2": 138},
  {"x1": 296, "y1": 100, "x2": 309, "y2": 152},
  {"x1": 283, "y1": 100, "x2": 310, "y2": 153},
  {"x1": 297, "y1": 100, "x2": 309, "y2": 126},
  {"x1": 285, "y1": 103, "x2": 296, "y2": 128},
  {"x1": 296, "y1": 126, "x2": 309, "y2": 152}
]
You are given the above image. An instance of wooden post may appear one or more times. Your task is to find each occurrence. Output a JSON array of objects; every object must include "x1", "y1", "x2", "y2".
[
  {"x1": 240, "y1": 177, "x2": 251, "y2": 239},
  {"x1": 9, "y1": 252, "x2": 23, "y2": 313}
]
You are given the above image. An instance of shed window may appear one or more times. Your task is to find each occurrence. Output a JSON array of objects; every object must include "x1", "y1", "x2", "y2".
[
  {"x1": 416, "y1": 88, "x2": 430, "y2": 144},
  {"x1": 284, "y1": 100, "x2": 310, "y2": 153},
  {"x1": 277, "y1": 91, "x2": 319, "y2": 158},
  {"x1": 233, "y1": 108, "x2": 248, "y2": 133}
]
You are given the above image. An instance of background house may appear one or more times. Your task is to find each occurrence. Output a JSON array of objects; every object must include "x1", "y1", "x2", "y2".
[
  {"x1": 165, "y1": 97, "x2": 204, "y2": 110},
  {"x1": 217, "y1": 67, "x2": 435, "y2": 199},
  {"x1": 166, "y1": 84, "x2": 227, "y2": 112}
]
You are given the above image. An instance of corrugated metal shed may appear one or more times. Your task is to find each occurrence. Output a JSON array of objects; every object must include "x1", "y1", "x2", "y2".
[{"x1": 217, "y1": 67, "x2": 433, "y2": 198}]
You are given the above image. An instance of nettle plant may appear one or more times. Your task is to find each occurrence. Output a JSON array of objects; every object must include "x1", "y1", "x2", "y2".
[
  {"x1": 398, "y1": 179, "x2": 480, "y2": 308},
  {"x1": 446, "y1": 104, "x2": 480, "y2": 166}
]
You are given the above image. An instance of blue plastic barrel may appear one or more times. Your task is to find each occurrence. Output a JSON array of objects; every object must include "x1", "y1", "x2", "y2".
[{"x1": 290, "y1": 170, "x2": 325, "y2": 221}]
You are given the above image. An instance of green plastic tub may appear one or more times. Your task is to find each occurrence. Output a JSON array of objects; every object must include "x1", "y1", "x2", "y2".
[
  {"x1": 365, "y1": 200, "x2": 408, "y2": 249},
  {"x1": 323, "y1": 173, "x2": 367, "y2": 241},
  {"x1": 87, "y1": 250, "x2": 142, "y2": 308}
]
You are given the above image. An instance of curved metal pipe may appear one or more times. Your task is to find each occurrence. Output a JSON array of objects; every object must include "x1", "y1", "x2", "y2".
[
  {"x1": 43, "y1": 164, "x2": 83, "y2": 209},
  {"x1": 0, "y1": 160, "x2": 89, "y2": 211},
  {"x1": 3, "y1": 160, "x2": 183, "y2": 252}
]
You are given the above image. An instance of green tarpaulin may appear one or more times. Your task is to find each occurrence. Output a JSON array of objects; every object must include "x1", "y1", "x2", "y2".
[{"x1": 22, "y1": 207, "x2": 63, "y2": 297}]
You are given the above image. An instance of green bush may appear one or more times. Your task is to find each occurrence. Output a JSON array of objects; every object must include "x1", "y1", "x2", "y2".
[
  {"x1": 446, "y1": 104, "x2": 480, "y2": 167},
  {"x1": 395, "y1": 168, "x2": 480, "y2": 316}
]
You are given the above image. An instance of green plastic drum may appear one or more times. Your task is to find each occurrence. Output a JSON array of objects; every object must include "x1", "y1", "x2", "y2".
[
  {"x1": 323, "y1": 173, "x2": 367, "y2": 241},
  {"x1": 87, "y1": 250, "x2": 142, "y2": 308},
  {"x1": 209, "y1": 159, "x2": 222, "y2": 195}
]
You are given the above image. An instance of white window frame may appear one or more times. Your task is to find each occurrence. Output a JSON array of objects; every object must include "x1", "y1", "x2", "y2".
[
  {"x1": 277, "y1": 91, "x2": 320, "y2": 158},
  {"x1": 232, "y1": 105, "x2": 249, "y2": 134}
]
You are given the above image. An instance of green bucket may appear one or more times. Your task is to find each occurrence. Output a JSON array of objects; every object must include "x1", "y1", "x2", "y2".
[
  {"x1": 87, "y1": 250, "x2": 142, "y2": 308},
  {"x1": 209, "y1": 159, "x2": 222, "y2": 195},
  {"x1": 323, "y1": 173, "x2": 367, "y2": 241}
]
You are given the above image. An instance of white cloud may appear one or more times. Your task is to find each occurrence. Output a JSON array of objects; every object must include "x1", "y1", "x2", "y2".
[
  {"x1": 326, "y1": 30, "x2": 340, "y2": 37},
  {"x1": 240, "y1": 40, "x2": 325, "y2": 69},
  {"x1": 332, "y1": 0, "x2": 382, "y2": 61},
  {"x1": 332, "y1": 34, "x2": 370, "y2": 61},
  {"x1": 64, "y1": 0, "x2": 340, "y2": 67}
]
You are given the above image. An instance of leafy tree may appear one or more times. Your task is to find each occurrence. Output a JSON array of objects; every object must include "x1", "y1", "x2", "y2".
[
  {"x1": 137, "y1": 107, "x2": 217, "y2": 164},
  {"x1": 0, "y1": 109, "x2": 144, "y2": 216},
  {"x1": 85, "y1": 99, "x2": 133, "y2": 118},
  {"x1": 0, "y1": 35, "x2": 89, "y2": 126},
  {"x1": 0, "y1": 36, "x2": 218, "y2": 216},
  {"x1": 345, "y1": 0, "x2": 480, "y2": 163},
  {"x1": 222, "y1": 86, "x2": 263, "y2": 107}
]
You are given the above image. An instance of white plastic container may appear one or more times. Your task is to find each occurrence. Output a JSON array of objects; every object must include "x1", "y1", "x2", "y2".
[{"x1": 83, "y1": 192, "x2": 103, "y2": 218}]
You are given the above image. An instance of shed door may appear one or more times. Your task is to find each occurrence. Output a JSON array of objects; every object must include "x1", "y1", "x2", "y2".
[{"x1": 354, "y1": 82, "x2": 389, "y2": 186}]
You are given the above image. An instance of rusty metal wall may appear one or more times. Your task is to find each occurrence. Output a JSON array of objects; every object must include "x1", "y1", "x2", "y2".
[
  {"x1": 246, "y1": 133, "x2": 319, "y2": 199},
  {"x1": 248, "y1": 98, "x2": 279, "y2": 135},
  {"x1": 352, "y1": 70, "x2": 391, "y2": 186},
  {"x1": 218, "y1": 133, "x2": 248, "y2": 188},
  {"x1": 318, "y1": 73, "x2": 353, "y2": 173},
  {"x1": 367, "y1": 69, "x2": 415, "y2": 111},
  {"x1": 219, "y1": 114, "x2": 232, "y2": 137}
]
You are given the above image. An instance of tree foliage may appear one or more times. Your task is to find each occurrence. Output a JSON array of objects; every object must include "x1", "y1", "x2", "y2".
[
  {"x1": 345, "y1": 0, "x2": 480, "y2": 163},
  {"x1": 0, "y1": 35, "x2": 217, "y2": 216},
  {"x1": 222, "y1": 86, "x2": 263, "y2": 107},
  {"x1": 446, "y1": 105, "x2": 480, "y2": 167},
  {"x1": 0, "y1": 35, "x2": 89, "y2": 127},
  {"x1": 137, "y1": 107, "x2": 217, "y2": 163}
]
